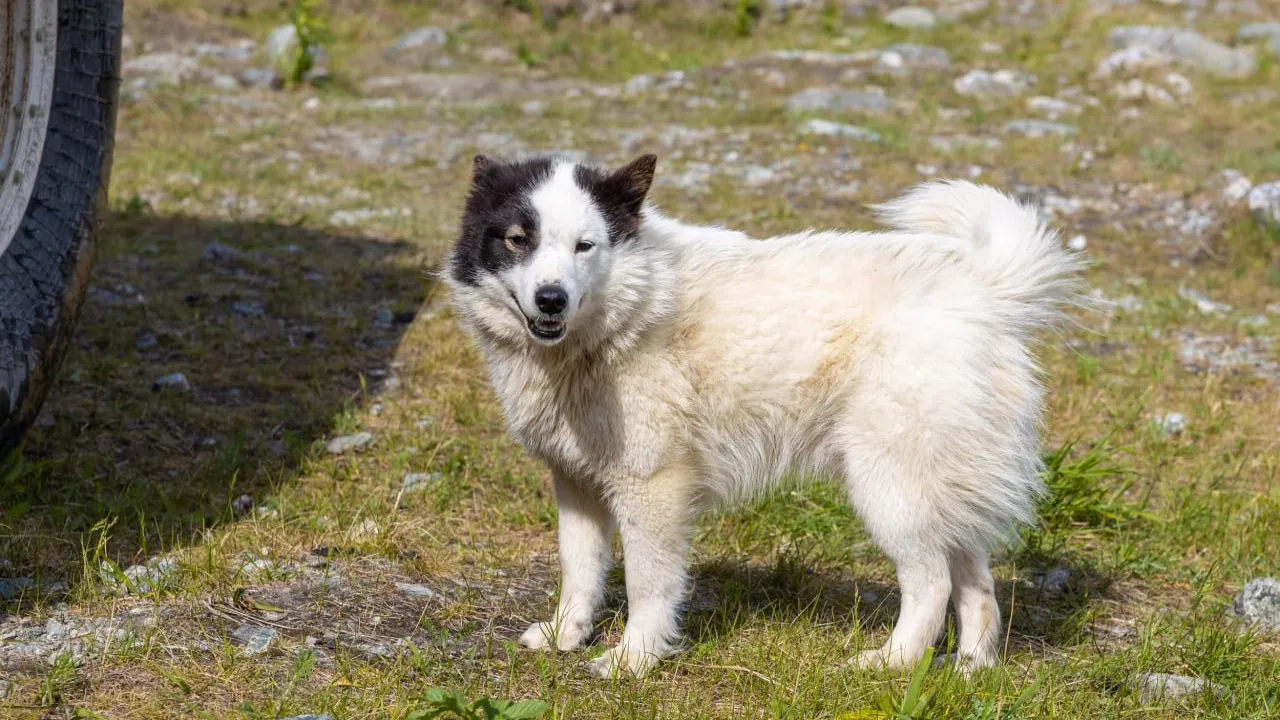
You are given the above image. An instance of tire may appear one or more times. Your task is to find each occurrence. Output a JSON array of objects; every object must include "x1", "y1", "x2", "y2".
[{"x1": 0, "y1": 0, "x2": 122, "y2": 455}]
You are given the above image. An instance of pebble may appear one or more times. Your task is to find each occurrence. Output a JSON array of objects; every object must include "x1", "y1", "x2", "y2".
[
  {"x1": 239, "y1": 67, "x2": 279, "y2": 89},
  {"x1": 204, "y1": 242, "x2": 242, "y2": 261},
  {"x1": 1235, "y1": 22, "x2": 1280, "y2": 44},
  {"x1": 883, "y1": 6, "x2": 937, "y2": 29},
  {"x1": 1179, "y1": 286, "x2": 1232, "y2": 314},
  {"x1": 871, "y1": 44, "x2": 951, "y2": 75},
  {"x1": 1002, "y1": 120, "x2": 1076, "y2": 138},
  {"x1": 326, "y1": 432, "x2": 373, "y2": 455},
  {"x1": 394, "y1": 582, "x2": 438, "y2": 598},
  {"x1": 1230, "y1": 577, "x2": 1280, "y2": 632},
  {"x1": 1136, "y1": 673, "x2": 1225, "y2": 703},
  {"x1": 232, "y1": 494, "x2": 255, "y2": 517},
  {"x1": 1026, "y1": 96, "x2": 1078, "y2": 119},
  {"x1": 785, "y1": 87, "x2": 891, "y2": 114},
  {"x1": 954, "y1": 69, "x2": 1035, "y2": 97},
  {"x1": 135, "y1": 332, "x2": 158, "y2": 350},
  {"x1": 387, "y1": 27, "x2": 448, "y2": 56},
  {"x1": 1213, "y1": 169, "x2": 1253, "y2": 206},
  {"x1": 402, "y1": 472, "x2": 441, "y2": 492},
  {"x1": 122, "y1": 558, "x2": 180, "y2": 593},
  {"x1": 799, "y1": 118, "x2": 882, "y2": 142},
  {"x1": 1109, "y1": 26, "x2": 1255, "y2": 79},
  {"x1": 1094, "y1": 46, "x2": 1172, "y2": 78},
  {"x1": 231, "y1": 625, "x2": 277, "y2": 656},
  {"x1": 152, "y1": 373, "x2": 192, "y2": 393},
  {"x1": 1247, "y1": 181, "x2": 1280, "y2": 230},
  {"x1": 1154, "y1": 412, "x2": 1187, "y2": 435}
]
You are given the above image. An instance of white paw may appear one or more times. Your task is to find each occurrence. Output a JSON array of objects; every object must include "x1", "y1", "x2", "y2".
[
  {"x1": 518, "y1": 619, "x2": 591, "y2": 652},
  {"x1": 848, "y1": 644, "x2": 920, "y2": 671},
  {"x1": 586, "y1": 645, "x2": 660, "y2": 679}
]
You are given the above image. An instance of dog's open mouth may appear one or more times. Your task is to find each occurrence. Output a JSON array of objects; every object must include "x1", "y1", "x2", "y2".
[{"x1": 528, "y1": 317, "x2": 566, "y2": 341}]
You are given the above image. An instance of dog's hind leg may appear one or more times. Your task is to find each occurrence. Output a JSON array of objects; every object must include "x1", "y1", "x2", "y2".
[
  {"x1": 520, "y1": 475, "x2": 615, "y2": 652},
  {"x1": 948, "y1": 546, "x2": 1000, "y2": 670},
  {"x1": 843, "y1": 455, "x2": 952, "y2": 671},
  {"x1": 587, "y1": 464, "x2": 694, "y2": 678}
]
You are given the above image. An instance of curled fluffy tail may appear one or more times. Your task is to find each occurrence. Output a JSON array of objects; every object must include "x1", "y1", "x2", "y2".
[{"x1": 872, "y1": 180, "x2": 1086, "y2": 333}]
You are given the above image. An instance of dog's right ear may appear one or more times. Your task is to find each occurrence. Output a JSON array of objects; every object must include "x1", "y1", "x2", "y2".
[{"x1": 471, "y1": 154, "x2": 494, "y2": 184}]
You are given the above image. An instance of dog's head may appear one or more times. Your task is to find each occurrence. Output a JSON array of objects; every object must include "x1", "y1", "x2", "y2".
[{"x1": 446, "y1": 154, "x2": 657, "y2": 348}]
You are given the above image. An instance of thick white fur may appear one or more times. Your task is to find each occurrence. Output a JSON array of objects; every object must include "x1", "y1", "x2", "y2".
[{"x1": 446, "y1": 174, "x2": 1084, "y2": 678}]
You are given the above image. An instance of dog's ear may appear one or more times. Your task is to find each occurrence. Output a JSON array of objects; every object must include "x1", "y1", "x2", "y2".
[
  {"x1": 471, "y1": 154, "x2": 496, "y2": 185},
  {"x1": 607, "y1": 154, "x2": 657, "y2": 216}
]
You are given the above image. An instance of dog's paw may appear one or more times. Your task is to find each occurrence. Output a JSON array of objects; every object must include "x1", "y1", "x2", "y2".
[
  {"x1": 518, "y1": 620, "x2": 591, "y2": 652},
  {"x1": 586, "y1": 645, "x2": 659, "y2": 679}
]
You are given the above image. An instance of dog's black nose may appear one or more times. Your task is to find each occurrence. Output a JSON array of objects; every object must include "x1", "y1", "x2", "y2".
[{"x1": 534, "y1": 285, "x2": 568, "y2": 315}]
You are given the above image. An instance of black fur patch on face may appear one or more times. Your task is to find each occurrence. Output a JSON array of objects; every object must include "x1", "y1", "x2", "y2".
[
  {"x1": 449, "y1": 155, "x2": 554, "y2": 287},
  {"x1": 573, "y1": 154, "x2": 657, "y2": 244}
]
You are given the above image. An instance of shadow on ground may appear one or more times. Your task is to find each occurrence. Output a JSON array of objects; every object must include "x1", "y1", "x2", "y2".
[{"x1": 0, "y1": 209, "x2": 433, "y2": 589}]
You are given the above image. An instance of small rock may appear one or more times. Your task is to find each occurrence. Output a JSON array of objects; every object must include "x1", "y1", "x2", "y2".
[
  {"x1": 479, "y1": 46, "x2": 516, "y2": 65},
  {"x1": 872, "y1": 44, "x2": 951, "y2": 75},
  {"x1": 204, "y1": 242, "x2": 242, "y2": 261},
  {"x1": 799, "y1": 118, "x2": 882, "y2": 142},
  {"x1": 883, "y1": 6, "x2": 937, "y2": 29},
  {"x1": 152, "y1": 373, "x2": 191, "y2": 393},
  {"x1": 1094, "y1": 46, "x2": 1173, "y2": 78},
  {"x1": 231, "y1": 301, "x2": 265, "y2": 317},
  {"x1": 266, "y1": 24, "x2": 300, "y2": 65},
  {"x1": 122, "y1": 53, "x2": 198, "y2": 86},
  {"x1": 1178, "y1": 286, "x2": 1232, "y2": 314},
  {"x1": 786, "y1": 87, "x2": 891, "y2": 114},
  {"x1": 1212, "y1": 169, "x2": 1253, "y2": 206},
  {"x1": 1067, "y1": 234, "x2": 1087, "y2": 251},
  {"x1": 1026, "y1": 96, "x2": 1079, "y2": 120},
  {"x1": 123, "y1": 558, "x2": 180, "y2": 593},
  {"x1": 326, "y1": 432, "x2": 373, "y2": 455},
  {"x1": 239, "y1": 67, "x2": 279, "y2": 90},
  {"x1": 36, "y1": 407, "x2": 54, "y2": 427},
  {"x1": 1002, "y1": 120, "x2": 1076, "y2": 138},
  {"x1": 231, "y1": 625, "x2": 277, "y2": 656},
  {"x1": 1247, "y1": 181, "x2": 1280, "y2": 230},
  {"x1": 231, "y1": 494, "x2": 255, "y2": 517},
  {"x1": 210, "y1": 74, "x2": 241, "y2": 92},
  {"x1": 1230, "y1": 577, "x2": 1280, "y2": 632},
  {"x1": 0, "y1": 577, "x2": 34, "y2": 600},
  {"x1": 1154, "y1": 412, "x2": 1187, "y2": 435},
  {"x1": 394, "y1": 582, "x2": 438, "y2": 598},
  {"x1": 1235, "y1": 22, "x2": 1280, "y2": 44},
  {"x1": 954, "y1": 69, "x2": 1035, "y2": 97},
  {"x1": 1136, "y1": 673, "x2": 1224, "y2": 703},
  {"x1": 402, "y1": 472, "x2": 441, "y2": 493},
  {"x1": 387, "y1": 27, "x2": 448, "y2": 55},
  {"x1": 1109, "y1": 26, "x2": 1255, "y2": 79}
]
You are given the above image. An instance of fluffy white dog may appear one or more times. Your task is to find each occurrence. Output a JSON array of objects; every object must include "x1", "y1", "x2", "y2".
[{"x1": 443, "y1": 153, "x2": 1083, "y2": 678}]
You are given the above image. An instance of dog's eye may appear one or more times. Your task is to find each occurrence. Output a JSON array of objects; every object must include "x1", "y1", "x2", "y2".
[
  {"x1": 575, "y1": 240, "x2": 595, "y2": 254},
  {"x1": 504, "y1": 227, "x2": 530, "y2": 253}
]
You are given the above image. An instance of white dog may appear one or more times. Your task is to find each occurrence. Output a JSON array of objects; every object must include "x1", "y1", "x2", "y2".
[{"x1": 443, "y1": 153, "x2": 1083, "y2": 678}]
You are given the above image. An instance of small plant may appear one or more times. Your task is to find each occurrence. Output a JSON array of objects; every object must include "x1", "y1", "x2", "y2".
[
  {"x1": 41, "y1": 651, "x2": 80, "y2": 707},
  {"x1": 734, "y1": 0, "x2": 763, "y2": 37},
  {"x1": 282, "y1": 0, "x2": 329, "y2": 86},
  {"x1": 407, "y1": 688, "x2": 550, "y2": 720},
  {"x1": 963, "y1": 673, "x2": 1044, "y2": 719},
  {"x1": 872, "y1": 648, "x2": 937, "y2": 719},
  {"x1": 1035, "y1": 438, "x2": 1151, "y2": 538}
]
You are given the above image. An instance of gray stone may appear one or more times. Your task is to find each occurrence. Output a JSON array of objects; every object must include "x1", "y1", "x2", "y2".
[
  {"x1": 394, "y1": 582, "x2": 438, "y2": 598},
  {"x1": 387, "y1": 27, "x2": 448, "y2": 55},
  {"x1": 1110, "y1": 26, "x2": 1255, "y2": 78},
  {"x1": 122, "y1": 53, "x2": 198, "y2": 86},
  {"x1": 239, "y1": 67, "x2": 279, "y2": 89},
  {"x1": 954, "y1": 69, "x2": 1035, "y2": 97},
  {"x1": 1179, "y1": 286, "x2": 1232, "y2": 314},
  {"x1": 152, "y1": 373, "x2": 192, "y2": 393},
  {"x1": 1230, "y1": 577, "x2": 1280, "y2": 631},
  {"x1": 231, "y1": 625, "x2": 276, "y2": 656},
  {"x1": 1247, "y1": 181, "x2": 1280, "y2": 230},
  {"x1": 1136, "y1": 673, "x2": 1224, "y2": 703},
  {"x1": 135, "y1": 332, "x2": 158, "y2": 351},
  {"x1": 204, "y1": 242, "x2": 242, "y2": 261},
  {"x1": 122, "y1": 558, "x2": 180, "y2": 593},
  {"x1": 786, "y1": 87, "x2": 891, "y2": 114},
  {"x1": 209, "y1": 74, "x2": 241, "y2": 92},
  {"x1": 0, "y1": 577, "x2": 34, "y2": 600},
  {"x1": 1154, "y1": 412, "x2": 1186, "y2": 435},
  {"x1": 1094, "y1": 46, "x2": 1173, "y2": 78},
  {"x1": 1235, "y1": 22, "x2": 1280, "y2": 43},
  {"x1": 883, "y1": 6, "x2": 937, "y2": 29},
  {"x1": 401, "y1": 472, "x2": 441, "y2": 492},
  {"x1": 326, "y1": 432, "x2": 373, "y2": 455},
  {"x1": 799, "y1": 118, "x2": 882, "y2": 142},
  {"x1": 1038, "y1": 568, "x2": 1072, "y2": 593},
  {"x1": 1002, "y1": 120, "x2": 1076, "y2": 138},
  {"x1": 231, "y1": 301, "x2": 265, "y2": 317},
  {"x1": 265, "y1": 25, "x2": 300, "y2": 66},
  {"x1": 231, "y1": 494, "x2": 255, "y2": 517},
  {"x1": 872, "y1": 44, "x2": 950, "y2": 75}
]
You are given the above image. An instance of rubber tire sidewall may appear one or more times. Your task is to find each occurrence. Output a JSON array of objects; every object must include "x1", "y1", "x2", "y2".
[{"x1": 0, "y1": 0, "x2": 123, "y2": 455}]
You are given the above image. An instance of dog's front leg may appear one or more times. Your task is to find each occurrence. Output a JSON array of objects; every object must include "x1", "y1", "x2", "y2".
[
  {"x1": 519, "y1": 474, "x2": 614, "y2": 652},
  {"x1": 588, "y1": 465, "x2": 693, "y2": 679}
]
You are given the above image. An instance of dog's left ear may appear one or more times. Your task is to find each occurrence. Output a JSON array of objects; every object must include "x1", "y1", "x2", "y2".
[{"x1": 610, "y1": 154, "x2": 657, "y2": 214}]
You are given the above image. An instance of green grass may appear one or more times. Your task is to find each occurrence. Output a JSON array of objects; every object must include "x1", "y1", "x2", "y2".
[{"x1": 1, "y1": 0, "x2": 1279, "y2": 717}]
